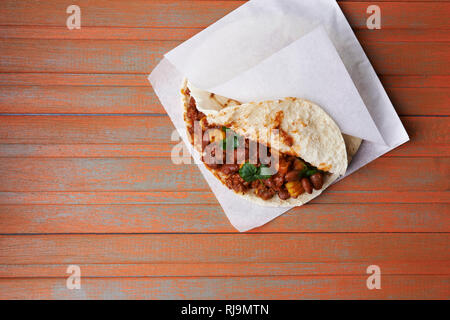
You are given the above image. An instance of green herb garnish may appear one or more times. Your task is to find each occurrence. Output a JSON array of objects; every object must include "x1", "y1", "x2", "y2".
[
  {"x1": 298, "y1": 165, "x2": 309, "y2": 178},
  {"x1": 296, "y1": 158, "x2": 320, "y2": 178},
  {"x1": 305, "y1": 168, "x2": 318, "y2": 177},
  {"x1": 239, "y1": 163, "x2": 274, "y2": 182}
]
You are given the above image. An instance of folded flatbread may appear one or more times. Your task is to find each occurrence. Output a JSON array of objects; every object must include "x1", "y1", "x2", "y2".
[{"x1": 181, "y1": 79, "x2": 361, "y2": 207}]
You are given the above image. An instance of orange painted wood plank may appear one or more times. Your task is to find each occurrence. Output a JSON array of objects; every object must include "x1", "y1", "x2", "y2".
[
  {"x1": 0, "y1": 86, "x2": 160, "y2": 114},
  {"x1": 1, "y1": 74, "x2": 449, "y2": 88},
  {"x1": 311, "y1": 191, "x2": 450, "y2": 204},
  {"x1": 0, "y1": 0, "x2": 447, "y2": 301},
  {"x1": 1, "y1": 141, "x2": 445, "y2": 158},
  {"x1": 0, "y1": 116, "x2": 174, "y2": 144},
  {"x1": 0, "y1": 234, "x2": 448, "y2": 264},
  {"x1": 385, "y1": 143, "x2": 449, "y2": 158},
  {"x1": 1, "y1": 26, "x2": 449, "y2": 42},
  {"x1": 379, "y1": 76, "x2": 450, "y2": 88},
  {"x1": 0, "y1": 157, "x2": 447, "y2": 192},
  {"x1": 387, "y1": 88, "x2": 450, "y2": 115},
  {"x1": 363, "y1": 42, "x2": 450, "y2": 76},
  {"x1": 0, "y1": 86, "x2": 448, "y2": 115},
  {"x1": 0, "y1": 191, "x2": 219, "y2": 205},
  {"x1": 0, "y1": 39, "x2": 171, "y2": 74},
  {"x1": 2, "y1": 261, "x2": 449, "y2": 278},
  {"x1": 340, "y1": 2, "x2": 450, "y2": 29},
  {"x1": 0, "y1": 0, "x2": 244, "y2": 28},
  {"x1": 0, "y1": 191, "x2": 448, "y2": 205},
  {"x1": 0, "y1": 73, "x2": 150, "y2": 87},
  {"x1": 0, "y1": 203, "x2": 448, "y2": 233},
  {"x1": 0, "y1": 275, "x2": 448, "y2": 299},
  {"x1": 0, "y1": 116, "x2": 444, "y2": 146},
  {"x1": 355, "y1": 29, "x2": 450, "y2": 42},
  {"x1": 0, "y1": 26, "x2": 203, "y2": 41},
  {"x1": 395, "y1": 116, "x2": 450, "y2": 156},
  {"x1": 0, "y1": 117, "x2": 447, "y2": 157},
  {"x1": 0, "y1": 144, "x2": 180, "y2": 158},
  {"x1": 0, "y1": 39, "x2": 448, "y2": 75},
  {"x1": 0, "y1": 1, "x2": 448, "y2": 29}
]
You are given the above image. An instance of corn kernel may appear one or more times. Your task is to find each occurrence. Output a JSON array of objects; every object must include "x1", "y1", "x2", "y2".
[{"x1": 285, "y1": 181, "x2": 304, "y2": 198}]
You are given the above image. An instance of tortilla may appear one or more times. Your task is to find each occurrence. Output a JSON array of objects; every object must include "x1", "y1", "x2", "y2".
[
  {"x1": 342, "y1": 134, "x2": 362, "y2": 164},
  {"x1": 186, "y1": 80, "x2": 240, "y2": 116},
  {"x1": 181, "y1": 79, "x2": 360, "y2": 207}
]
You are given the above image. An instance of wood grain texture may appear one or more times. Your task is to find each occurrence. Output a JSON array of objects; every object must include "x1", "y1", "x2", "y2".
[
  {"x1": 0, "y1": 0, "x2": 449, "y2": 300},
  {"x1": 1, "y1": 27, "x2": 450, "y2": 42},
  {"x1": 1, "y1": 275, "x2": 449, "y2": 300},
  {"x1": 0, "y1": 275, "x2": 448, "y2": 300},
  {"x1": 2, "y1": 261, "x2": 449, "y2": 278},
  {"x1": 1, "y1": 234, "x2": 448, "y2": 264},
  {"x1": 0, "y1": 86, "x2": 448, "y2": 115},
  {"x1": 0, "y1": 157, "x2": 448, "y2": 192},
  {"x1": 0, "y1": 116, "x2": 448, "y2": 157},
  {"x1": 0, "y1": 39, "x2": 448, "y2": 75},
  {"x1": 0, "y1": 203, "x2": 449, "y2": 233},
  {"x1": 1, "y1": 73, "x2": 449, "y2": 88},
  {"x1": 1, "y1": 1, "x2": 449, "y2": 29},
  {"x1": 0, "y1": 191, "x2": 448, "y2": 205}
]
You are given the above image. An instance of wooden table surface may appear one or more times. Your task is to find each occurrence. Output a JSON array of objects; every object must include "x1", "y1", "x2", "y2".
[{"x1": 0, "y1": 0, "x2": 449, "y2": 300}]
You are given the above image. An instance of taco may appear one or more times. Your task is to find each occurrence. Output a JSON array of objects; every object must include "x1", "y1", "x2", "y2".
[{"x1": 181, "y1": 79, "x2": 361, "y2": 207}]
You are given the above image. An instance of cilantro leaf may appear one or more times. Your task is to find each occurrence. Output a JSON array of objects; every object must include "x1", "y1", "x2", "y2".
[
  {"x1": 305, "y1": 168, "x2": 318, "y2": 177},
  {"x1": 239, "y1": 163, "x2": 273, "y2": 182}
]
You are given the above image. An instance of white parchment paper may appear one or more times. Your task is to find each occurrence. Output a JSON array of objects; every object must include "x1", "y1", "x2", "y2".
[{"x1": 149, "y1": 0, "x2": 409, "y2": 232}]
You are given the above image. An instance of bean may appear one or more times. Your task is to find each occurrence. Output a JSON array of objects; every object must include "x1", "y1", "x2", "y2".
[
  {"x1": 278, "y1": 189, "x2": 291, "y2": 200},
  {"x1": 273, "y1": 174, "x2": 285, "y2": 187},
  {"x1": 263, "y1": 177, "x2": 274, "y2": 188},
  {"x1": 206, "y1": 163, "x2": 221, "y2": 169},
  {"x1": 293, "y1": 159, "x2": 306, "y2": 171},
  {"x1": 226, "y1": 173, "x2": 248, "y2": 193},
  {"x1": 301, "y1": 178, "x2": 313, "y2": 194},
  {"x1": 221, "y1": 164, "x2": 240, "y2": 175},
  {"x1": 257, "y1": 187, "x2": 275, "y2": 200},
  {"x1": 259, "y1": 191, "x2": 274, "y2": 200},
  {"x1": 285, "y1": 170, "x2": 301, "y2": 181},
  {"x1": 251, "y1": 180, "x2": 261, "y2": 189},
  {"x1": 310, "y1": 172, "x2": 323, "y2": 190}
]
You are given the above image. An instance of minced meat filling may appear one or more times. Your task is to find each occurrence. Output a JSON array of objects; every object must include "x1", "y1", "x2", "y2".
[{"x1": 184, "y1": 88, "x2": 326, "y2": 201}]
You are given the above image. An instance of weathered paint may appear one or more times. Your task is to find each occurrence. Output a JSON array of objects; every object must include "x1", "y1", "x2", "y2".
[
  {"x1": 0, "y1": 0, "x2": 448, "y2": 299},
  {"x1": 0, "y1": 234, "x2": 448, "y2": 264},
  {"x1": 0, "y1": 27, "x2": 449, "y2": 42},
  {"x1": 0, "y1": 1, "x2": 448, "y2": 29},
  {"x1": 0, "y1": 87, "x2": 448, "y2": 114},
  {"x1": 0, "y1": 39, "x2": 449, "y2": 74},
  {"x1": 0, "y1": 73, "x2": 448, "y2": 88},
  {"x1": 0, "y1": 157, "x2": 448, "y2": 191},
  {"x1": 0, "y1": 117, "x2": 448, "y2": 157},
  {"x1": 0, "y1": 203, "x2": 449, "y2": 233},
  {"x1": 2, "y1": 262, "x2": 450, "y2": 278},
  {"x1": 0, "y1": 276, "x2": 448, "y2": 300}
]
